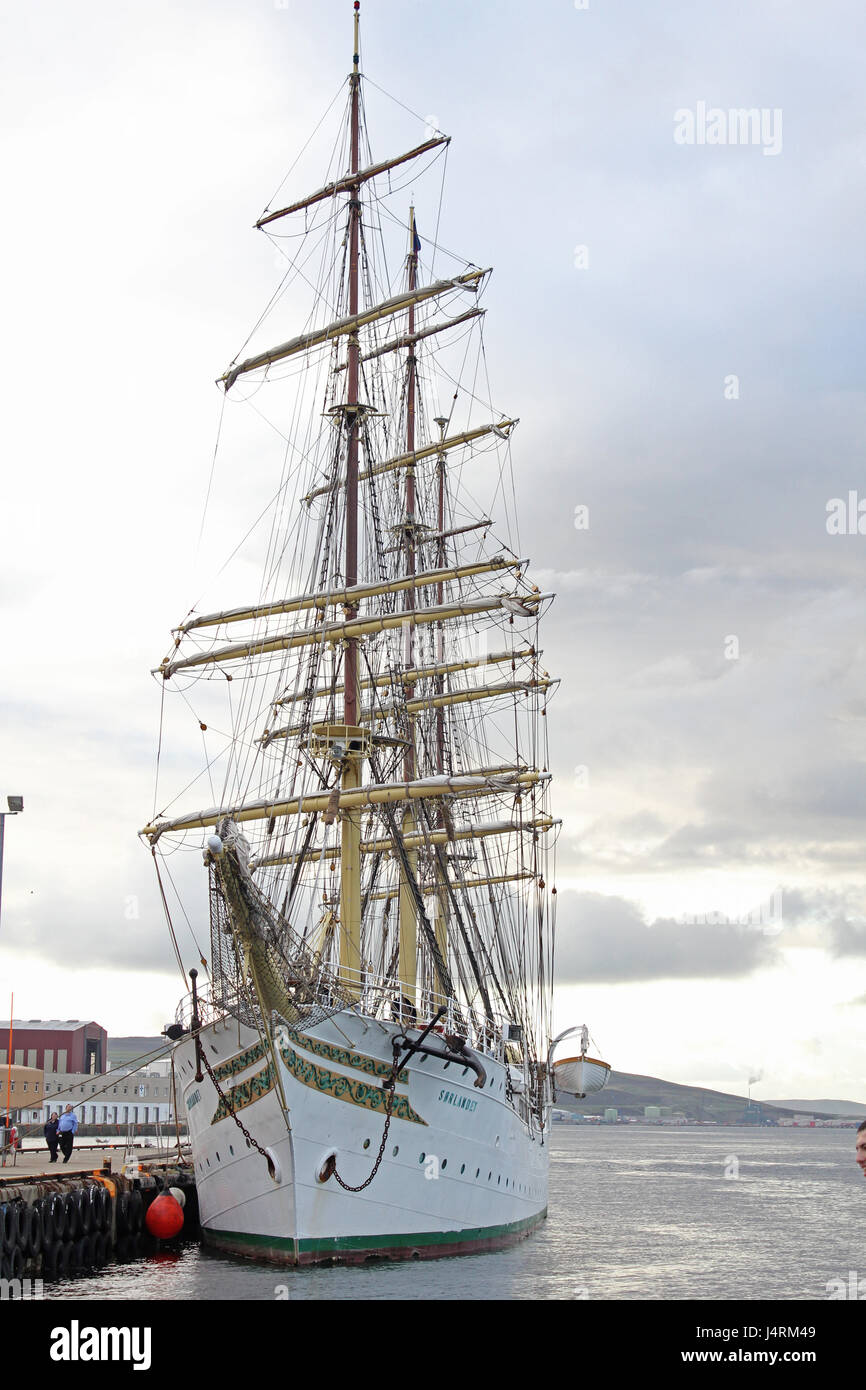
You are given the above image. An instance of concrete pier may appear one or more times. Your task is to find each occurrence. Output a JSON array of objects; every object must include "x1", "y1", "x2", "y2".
[
  {"x1": 1, "y1": 1143, "x2": 189, "y2": 1181},
  {"x1": 0, "y1": 1145, "x2": 198, "y2": 1282}
]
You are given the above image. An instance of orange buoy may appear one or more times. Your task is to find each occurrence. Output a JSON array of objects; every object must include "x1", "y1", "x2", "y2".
[{"x1": 144, "y1": 1192, "x2": 184, "y2": 1239}]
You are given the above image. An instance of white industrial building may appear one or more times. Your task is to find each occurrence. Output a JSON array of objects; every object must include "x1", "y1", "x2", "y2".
[{"x1": 40, "y1": 1070, "x2": 175, "y2": 1125}]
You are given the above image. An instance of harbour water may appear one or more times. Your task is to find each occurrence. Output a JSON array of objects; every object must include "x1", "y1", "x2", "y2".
[{"x1": 41, "y1": 1125, "x2": 863, "y2": 1301}]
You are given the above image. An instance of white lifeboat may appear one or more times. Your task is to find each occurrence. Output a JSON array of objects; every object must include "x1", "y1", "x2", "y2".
[
  {"x1": 549, "y1": 1024, "x2": 611, "y2": 1098},
  {"x1": 552, "y1": 1053, "x2": 611, "y2": 1098}
]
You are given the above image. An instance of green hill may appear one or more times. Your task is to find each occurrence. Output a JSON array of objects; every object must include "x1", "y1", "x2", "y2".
[
  {"x1": 107, "y1": 1036, "x2": 168, "y2": 1067},
  {"x1": 556, "y1": 1070, "x2": 857, "y2": 1124}
]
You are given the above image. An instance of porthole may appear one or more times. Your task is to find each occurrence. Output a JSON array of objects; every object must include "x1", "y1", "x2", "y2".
[
  {"x1": 497, "y1": 1175, "x2": 501, "y2": 1185},
  {"x1": 363, "y1": 1138, "x2": 371, "y2": 1150},
  {"x1": 460, "y1": 1163, "x2": 466, "y2": 1174},
  {"x1": 443, "y1": 1061, "x2": 450, "y2": 1070},
  {"x1": 419, "y1": 1152, "x2": 426, "y2": 1164},
  {"x1": 229, "y1": 1144, "x2": 234, "y2": 1156},
  {"x1": 392, "y1": 1145, "x2": 399, "y2": 1157},
  {"x1": 488, "y1": 1171, "x2": 492, "y2": 1181},
  {"x1": 441, "y1": 1158, "x2": 447, "y2": 1170},
  {"x1": 216, "y1": 1151, "x2": 220, "y2": 1162},
  {"x1": 475, "y1": 1168, "x2": 480, "y2": 1178},
  {"x1": 489, "y1": 1076, "x2": 494, "y2": 1087}
]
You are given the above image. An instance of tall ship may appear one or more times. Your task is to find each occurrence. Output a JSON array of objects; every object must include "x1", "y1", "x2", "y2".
[{"x1": 143, "y1": 4, "x2": 608, "y2": 1264}]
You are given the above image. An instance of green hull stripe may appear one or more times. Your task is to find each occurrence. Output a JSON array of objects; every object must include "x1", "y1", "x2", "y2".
[
  {"x1": 207, "y1": 1208, "x2": 546, "y2": 1255},
  {"x1": 277, "y1": 1038, "x2": 428, "y2": 1126},
  {"x1": 210, "y1": 1061, "x2": 275, "y2": 1125},
  {"x1": 282, "y1": 1026, "x2": 409, "y2": 1085},
  {"x1": 212, "y1": 1039, "x2": 269, "y2": 1084}
]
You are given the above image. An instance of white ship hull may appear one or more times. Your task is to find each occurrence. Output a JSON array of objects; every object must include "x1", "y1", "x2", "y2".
[{"x1": 176, "y1": 1010, "x2": 549, "y2": 1264}]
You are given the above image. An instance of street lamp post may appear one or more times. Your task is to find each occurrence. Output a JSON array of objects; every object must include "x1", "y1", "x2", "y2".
[
  {"x1": 0, "y1": 796, "x2": 24, "y2": 931},
  {"x1": 0, "y1": 797, "x2": 22, "y2": 1168}
]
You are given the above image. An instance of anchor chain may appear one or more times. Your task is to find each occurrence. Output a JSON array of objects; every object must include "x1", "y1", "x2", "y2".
[
  {"x1": 331, "y1": 1057, "x2": 401, "y2": 1193},
  {"x1": 198, "y1": 1044, "x2": 277, "y2": 1177}
]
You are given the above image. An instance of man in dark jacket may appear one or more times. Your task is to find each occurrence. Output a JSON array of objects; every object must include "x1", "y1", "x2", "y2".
[{"x1": 45, "y1": 1111, "x2": 60, "y2": 1163}]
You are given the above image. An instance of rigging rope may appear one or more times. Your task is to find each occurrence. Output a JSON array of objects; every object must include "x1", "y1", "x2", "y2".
[{"x1": 152, "y1": 849, "x2": 193, "y2": 983}]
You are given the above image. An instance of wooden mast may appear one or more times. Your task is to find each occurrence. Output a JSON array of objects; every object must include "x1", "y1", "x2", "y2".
[
  {"x1": 398, "y1": 207, "x2": 419, "y2": 1010},
  {"x1": 344, "y1": 0, "x2": 361, "y2": 726},
  {"x1": 338, "y1": 0, "x2": 364, "y2": 998},
  {"x1": 433, "y1": 415, "x2": 450, "y2": 1000}
]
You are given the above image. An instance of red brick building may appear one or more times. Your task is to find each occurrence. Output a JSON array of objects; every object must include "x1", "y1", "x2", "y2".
[{"x1": 0, "y1": 1020, "x2": 107, "y2": 1074}]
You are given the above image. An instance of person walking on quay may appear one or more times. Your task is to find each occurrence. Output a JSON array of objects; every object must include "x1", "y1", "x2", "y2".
[
  {"x1": 57, "y1": 1104, "x2": 78, "y2": 1163},
  {"x1": 45, "y1": 1111, "x2": 60, "y2": 1163}
]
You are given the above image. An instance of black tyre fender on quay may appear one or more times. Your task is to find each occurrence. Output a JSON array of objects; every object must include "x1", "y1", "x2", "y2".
[
  {"x1": 63, "y1": 1190, "x2": 79, "y2": 1241},
  {"x1": 0, "y1": 1201, "x2": 18, "y2": 1254},
  {"x1": 128, "y1": 1188, "x2": 144, "y2": 1234},
  {"x1": 41, "y1": 1238, "x2": 60, "y2": 1280},
  {"x1": 36, "y1": 1196, "x2": 55, "y2": 1247},
  {"x1": 7, "y1": 1244, "x2": 23, "y2": 1280},
  {"x1": 14, "y1": 1201, "x2": 31, "y2": 1251},
  {"x1": 24, "y1": 1204, "x2": 43, "y2": 1258},
  {"x1": 57, "y1": 1241, "x2": 74, "y2": 1277},
  {"x1": 75, "y1": 1187, "x2": 91, "y2": 1235},
  {"x1": 32, "y1": 1203, "x2": 44, "y2": 1258},
  {"x1": 88, "y1": 1184, "x2": 104, "y2": 1232},
  {"x1": 49, "y1": 1193, "x2": 66, "y2": 1242},
  {"x1": 115, "y1": 1190, "x2": 130, "y2": 1235}
]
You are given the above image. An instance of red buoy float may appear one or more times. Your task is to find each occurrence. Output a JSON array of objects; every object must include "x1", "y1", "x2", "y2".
[{"x1": 144, "y1": 1192, "x2": 184, "y2": 1240}]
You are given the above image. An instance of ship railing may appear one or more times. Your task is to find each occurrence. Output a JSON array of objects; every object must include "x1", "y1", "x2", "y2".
[
  {"x1": 336, "y1": 966, "x2": 512, "y2": 1061},
  {"x1": 174, "y1": 977, "x2": 260, "y2": 1033},
  {"x1": 175, "y1": 971, "x2": 515, "y2": 1063}
]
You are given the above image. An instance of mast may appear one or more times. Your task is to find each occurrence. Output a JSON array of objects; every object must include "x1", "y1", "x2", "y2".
[
  {"x1": 338, "y1": 0, "x2": 364, "y2": 997},
  {"x1": 433, "y1": 415, "x2": 449, "y2": 774},
  {"x1": 345, "y1": 0, "x2": 361, "y2": 724},
  {"x1": 398, "y1": 207, "x2": 419, "y2": 1009},
  {"x1": 432, "y1": 414, "x2": 450, "y2": 1000}
]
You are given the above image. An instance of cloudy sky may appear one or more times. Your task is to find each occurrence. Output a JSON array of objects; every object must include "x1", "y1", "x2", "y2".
[{"x1": 2, "y1": 0, "x2": 865, "y2": 1102}]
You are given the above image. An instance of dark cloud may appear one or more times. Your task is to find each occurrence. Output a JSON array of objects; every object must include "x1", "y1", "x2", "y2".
[
  {"x1": 554, "y1": 890, "x2": 780, "y2": 984},
  {"x1": 742, "y1": 885, "x2": 866, "y2": 959}
]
